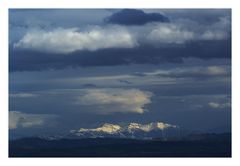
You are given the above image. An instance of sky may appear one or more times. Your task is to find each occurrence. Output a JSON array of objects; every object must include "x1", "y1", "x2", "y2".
[{"x1": 9, "y1": 9, "x2": 231, "y2": 138}]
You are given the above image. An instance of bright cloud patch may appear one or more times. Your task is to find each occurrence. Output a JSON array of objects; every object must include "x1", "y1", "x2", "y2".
[
  {"x1": 76, "y1": 88, "x2": 153, "y2": 114},
  {"x1": 208, "y1": 102, "x2": 231, "y2": 109},
  {"x1": 147, "y1": 24, "x2": 195, "y2": 44},
  {"x1": 14, "y1": 26, "x2": 138, "y2": 54},
  {"x1": 9, "y1": 111, "x2": 57, "y2": 129}
]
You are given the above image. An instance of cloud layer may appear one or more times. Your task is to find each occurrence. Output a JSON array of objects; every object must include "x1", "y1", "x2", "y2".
[
  {"x1": 9, "y1": 111, "x2": 57, "y2": 129},
  {"x1": 14, "y1": 18, "x2": 230, "y2": 55},
  {"x1": 10, "y1": 93, "x2": 38, "y2": 98},
  {"x1": 14, "y1": 26, "x2": 137, "y2": 54},
  {"x1": 139, "y1": 66, "x2": 230, "y2": 78},
  {"x1": 76, "y1": 88, "x2": 153, "y2": 114}
]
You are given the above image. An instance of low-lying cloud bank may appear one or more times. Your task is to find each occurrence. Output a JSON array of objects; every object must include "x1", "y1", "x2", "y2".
[{"x1": 9, "y1": 111, "x2": 57, "y2": 129}]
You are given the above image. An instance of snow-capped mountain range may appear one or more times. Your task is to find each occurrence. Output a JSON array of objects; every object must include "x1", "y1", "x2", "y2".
[{"x1": 68, "y1": 122, "x2": 180, "y2": 139}]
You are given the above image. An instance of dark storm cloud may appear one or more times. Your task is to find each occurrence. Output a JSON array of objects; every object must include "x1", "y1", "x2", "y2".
[
  {"x1": 9, "y1": 39, "x2": 231, "y2": 72},
  {"x1": 104, "y1": 9, "x2": 169, "y2": 25}
]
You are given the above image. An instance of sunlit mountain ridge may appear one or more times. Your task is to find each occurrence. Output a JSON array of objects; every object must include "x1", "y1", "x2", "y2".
[{"x1": 68, "y1": 121, "x2": 179, "y2": 139}]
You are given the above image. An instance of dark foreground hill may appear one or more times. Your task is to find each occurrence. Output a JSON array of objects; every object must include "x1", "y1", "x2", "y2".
[{"x1": 9, "y1": 133, "x2": 231, "y2": 157}]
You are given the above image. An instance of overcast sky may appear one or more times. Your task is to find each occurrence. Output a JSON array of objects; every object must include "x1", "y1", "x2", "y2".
[{"x1": 9, "y1": 9, "x2": 231, "y2": 138}]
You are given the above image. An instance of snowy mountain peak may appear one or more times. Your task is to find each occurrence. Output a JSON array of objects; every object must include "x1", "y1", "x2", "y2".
[
  {"x1": 69, "y1": 121, "x2": 179, "y2": 139},
  {"x1": 78, "y1": 123, "x2": 121, "y2": 134},
  {"x1": 128, "y1": 122, "x2": 152, "y2": 132},
  {"x1": 96, "y1": 123, "x2": 121, "y2": 133},
  {"x1": 128, "y1": 122, "x2": 141, "y2": 129}
]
